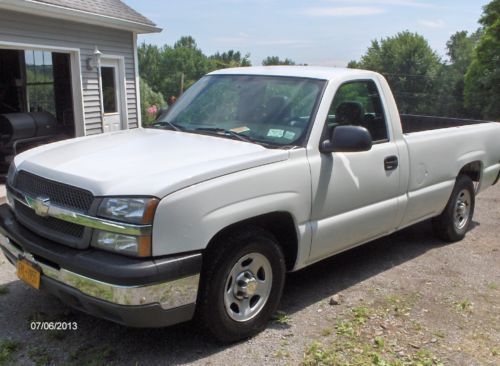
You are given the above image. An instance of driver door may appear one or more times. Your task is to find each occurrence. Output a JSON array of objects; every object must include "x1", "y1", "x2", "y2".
[{"x1": 309, "y1": 79, "x2": 402, "y2": 262}]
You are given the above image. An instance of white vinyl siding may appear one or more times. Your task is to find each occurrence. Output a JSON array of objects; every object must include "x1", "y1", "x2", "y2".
[{"x1": 0, "y1": 9, "x2": 139, "y2": 134}]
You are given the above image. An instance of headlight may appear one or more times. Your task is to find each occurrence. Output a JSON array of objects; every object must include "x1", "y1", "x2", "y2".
[
  {"x1": 92, "y1": 231, "x2": 152, "y2": 257},
  {"x1": 97, "y1": 197, "x2": 158, "y2": 224},
  {"x1": 93, "y1": 197, "x2": 158, "y2": 257}
]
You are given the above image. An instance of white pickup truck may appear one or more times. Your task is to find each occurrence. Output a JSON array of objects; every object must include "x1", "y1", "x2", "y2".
[{"x1": 1, "y1": 67, "x2": 499, "y2": 342}]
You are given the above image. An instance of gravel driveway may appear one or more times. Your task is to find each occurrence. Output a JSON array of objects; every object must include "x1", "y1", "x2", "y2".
[{"x1": 1, "y1": 183, "x2": 499, "y2": 365}]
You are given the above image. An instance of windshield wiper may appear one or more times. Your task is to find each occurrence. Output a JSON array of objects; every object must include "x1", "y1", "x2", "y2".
[
  {"x1": 151, "y1": 121, "x2": 184, "y2": 131},
  {"x1": 194, "y1": 127, "x2": 256, "y2": 144}
]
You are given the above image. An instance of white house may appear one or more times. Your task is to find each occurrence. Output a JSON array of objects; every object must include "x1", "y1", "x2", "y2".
[{"x1": 0, "y1": 0, "x2": 161, "y2": 170}]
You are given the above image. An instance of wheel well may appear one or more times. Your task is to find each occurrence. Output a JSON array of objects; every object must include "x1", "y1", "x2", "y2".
[
  {"x1": 458, "y1": 161, "x2": 482, "y2": 183},
  {"x1": 206, "y1": 212, "x2": 299, "y2": 271}
]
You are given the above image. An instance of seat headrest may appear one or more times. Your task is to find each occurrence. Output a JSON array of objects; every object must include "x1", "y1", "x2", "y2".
[{"x1": 335, "y1": 101, "x2": 364, "y2": 125}]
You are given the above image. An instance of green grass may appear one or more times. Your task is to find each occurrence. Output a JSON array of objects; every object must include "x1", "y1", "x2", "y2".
[
  {"x1": 28, "y1": 347, "x2": 53, "y2": 366},
  {"x1": 411, "y1": 349, "x2": 444, "y2": 366},
  {"x1": 335, "y1": 319, "x2": 355, "y2": 337},
  {"x1": 455, "y1": 299, "x2": 473, "y2": 313},
  {"x1": 351, "y1": 306, "x2": 370, "y2": 324},
  {"x1": 0, "y1": 339, "x2": 21, "y2": 366},
  {"x1": 303, "y1": 340, "x2": 407, "y2": 366},
  {"x1": 432, "y1": 330, "x2": 446, "y2": 339},
  {"x1": 273, "y1": 310, "x2": 291, "y2": 325},
  {"x1": 373, "y1": 336, "x2": 385, "y2": 348},
  {"x1": 384, "y1": 295, "x2": 412, "y2": 317},
  {"x1": 68, "y1": 344, "x2": 116, "y2": 366},
  {"x1": 0, "y1": 286, "x2": 9, "y2": 296},
  {"x1": 320, "y1": 328, "x2": 333, "y2": 337},
  {"x1": 303, "y1": 341, "x2": 340, "y2": 366},
  {"x1": 487, "y1": 282, "x2": 498, "y2": 290},
  {"x1": 302, "y1": 299, "x2": 446, "y2": 366},
  {"x1": 273, "y1": 348, "x2": 290, "y2": 359},
  {"x1": 385, "y1": 294, "x2": 401, "y2": 305}
]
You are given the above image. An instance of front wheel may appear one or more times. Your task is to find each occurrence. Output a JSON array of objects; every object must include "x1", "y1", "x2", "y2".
[
  {"x1": 432, "y1": 175, "x2": 475, "y2": 242},
  {"x1": 197, "y1": 227, "x2": 286, "y2": 343}
]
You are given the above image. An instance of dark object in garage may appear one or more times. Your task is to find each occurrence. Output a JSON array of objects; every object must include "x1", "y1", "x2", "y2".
[{"x1": 0, "y1": 112, "x2": 59, "y2": 155}]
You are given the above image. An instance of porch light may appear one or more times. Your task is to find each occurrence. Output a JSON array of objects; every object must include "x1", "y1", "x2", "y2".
[{"x1": 86, "y1": 46, "x2": 102, "y2": 70}]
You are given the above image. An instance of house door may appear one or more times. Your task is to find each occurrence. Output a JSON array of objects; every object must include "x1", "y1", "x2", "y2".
[{"x1": 100, "y1": 58, "x2": 124, "y2": 132}]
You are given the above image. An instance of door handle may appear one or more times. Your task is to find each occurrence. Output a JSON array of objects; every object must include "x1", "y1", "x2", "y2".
[{"x1": 384, "y1": 156, "x2": 399, "y2": 171}]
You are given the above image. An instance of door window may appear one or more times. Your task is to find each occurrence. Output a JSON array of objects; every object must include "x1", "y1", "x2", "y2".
[
  {"x1": 101, "y1": 66, "x2": 117, "y2": 114},
  {"x1": 327, "y1": 80, "x2": 388, "y2": 142},
  {"x1": 25, "y1": 50, "x2": 56, "y2": 114}
]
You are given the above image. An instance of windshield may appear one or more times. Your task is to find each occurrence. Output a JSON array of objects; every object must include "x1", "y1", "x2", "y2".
[{"x1": 151, "y1": 74, "x2": 326, "y2": 147}]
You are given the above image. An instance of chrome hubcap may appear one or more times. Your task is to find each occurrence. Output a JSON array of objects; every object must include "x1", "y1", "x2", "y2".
[
  {"x1": 234, "y1": 271, "x2": 258, "y2": 299},
  {"x1": 454, "y1": 189, "x2": 471, "y2": 230},
  {"x1": 224, "y1": 252, "x2": 272, "y2": 322}
]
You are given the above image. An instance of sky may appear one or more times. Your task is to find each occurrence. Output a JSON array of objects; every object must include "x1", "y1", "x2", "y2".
[{"x1": 126, "y1": 0, "x2": 489, "y2": 67}]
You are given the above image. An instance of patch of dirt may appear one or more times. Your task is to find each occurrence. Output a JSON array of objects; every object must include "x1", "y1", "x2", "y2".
[{"x1": 0, "y1": 184, "x2": 499, "y2": 365}]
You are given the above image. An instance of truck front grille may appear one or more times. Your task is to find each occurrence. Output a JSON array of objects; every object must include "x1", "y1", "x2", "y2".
[
  {"x1": 15, "y1": 171, "x2": 93, "y2": 213},
  {"x1": 12, "y1": 171, "x2": 94, "y2": 248},
  {"x1": 15, "y1": 202, "x2": 85, "y2": 239}
]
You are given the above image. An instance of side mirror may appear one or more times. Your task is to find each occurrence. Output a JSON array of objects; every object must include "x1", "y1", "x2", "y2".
[{"x1": 320, "y1": 125, "x2": 372, "y2": 153}]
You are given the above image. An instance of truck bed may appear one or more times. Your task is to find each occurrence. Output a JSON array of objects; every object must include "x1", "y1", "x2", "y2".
[{"x1": 400, "y1": 114, "x2": 496, "y2": 134}]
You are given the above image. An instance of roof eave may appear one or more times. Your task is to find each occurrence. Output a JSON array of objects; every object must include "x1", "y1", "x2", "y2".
[{"x1": 0, "y1": 0, "x2": 162, "y2": 34}]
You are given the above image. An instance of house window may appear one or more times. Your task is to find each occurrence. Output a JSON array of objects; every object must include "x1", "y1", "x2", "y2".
[
  {"x1": 25, "y1": 50, "x2": 56, "y2": 114},
  {"x1": 101, "y1": 66, "x2": 117, "y2": 113}
]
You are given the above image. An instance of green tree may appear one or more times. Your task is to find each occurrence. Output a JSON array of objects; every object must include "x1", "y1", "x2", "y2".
[
  {"x1": 138, "y1": 36, "x2": 255, "y2": 99},
  {"x1": 348, "y1": 31, "x2": 442, "y2": 114},
  {"x1": 137, "y1": 43, "x2": 163, "y2": 94},
  {"x1": 464, "y1": 0, "x2": 500, "y2": 120},
  {"x1": 209, "y1": 50, "x2": 251, "y2": 69},
  {"x1": 160, "y1": 36, "x2": 211, "y2": 97},
  {"x1": 447, "y1": 30, "x2": 481, "y2": 69},
  {"x1": 434, "y1": 30, "x2": 482, "y2": 117},
  {"x1": 262, "y1": 56, "x2": 296, "y2": 66}
]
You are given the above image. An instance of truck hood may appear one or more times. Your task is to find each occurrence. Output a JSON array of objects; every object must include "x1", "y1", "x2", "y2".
[{"x1": 15, "y1": 128, "x2": 289, "y2": 197}]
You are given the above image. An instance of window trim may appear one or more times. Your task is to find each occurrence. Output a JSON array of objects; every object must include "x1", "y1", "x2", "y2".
[{"x1": 322, "y1": 78, "x2": 391, "y2": 145}]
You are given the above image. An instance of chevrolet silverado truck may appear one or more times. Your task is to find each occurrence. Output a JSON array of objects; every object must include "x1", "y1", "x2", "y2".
[{"x1": 1, "y1": 67, "x2": 500, "y2": 342}]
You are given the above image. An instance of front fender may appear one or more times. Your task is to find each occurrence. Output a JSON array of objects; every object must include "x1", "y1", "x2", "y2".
[{"x1": 152, "y1": 150, "x2": 311, "y2": 257}]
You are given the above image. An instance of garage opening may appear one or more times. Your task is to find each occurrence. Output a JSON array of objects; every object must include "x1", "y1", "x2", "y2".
[{"x1": 0, "y1": 48, "x2": 75, "y2": 175}]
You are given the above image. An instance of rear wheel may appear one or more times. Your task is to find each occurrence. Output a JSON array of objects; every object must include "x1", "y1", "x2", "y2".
[
  {"x1": 198, "y1": 227, "x2": 286, "y2": 343},
  {"x1": 432, "y1": 175, "x2": 475, "y2": 242}
]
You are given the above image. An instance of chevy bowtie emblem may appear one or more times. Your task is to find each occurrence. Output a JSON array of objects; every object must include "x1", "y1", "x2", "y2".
[{"x1": 30, "y1": 196, "x2": 51, "y2": 217}]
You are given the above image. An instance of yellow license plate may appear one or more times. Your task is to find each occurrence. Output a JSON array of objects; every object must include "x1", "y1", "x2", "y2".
[{"x1": 16, "y1": 259, "x2": 41, "y2": 290}]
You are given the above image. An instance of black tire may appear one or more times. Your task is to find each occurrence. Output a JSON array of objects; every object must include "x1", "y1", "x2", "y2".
[
  {"x1": 197, "y1": 227, "x2": 286, "y2": 343},
  {"x1": 432, "y1": 175, "x2": 475, "y2": 242}
]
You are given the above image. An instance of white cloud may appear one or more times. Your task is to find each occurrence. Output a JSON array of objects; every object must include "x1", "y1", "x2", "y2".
[
  {"x1": 213, "y1": 32, "x2": 251, "y2": 44},
  {"x1": 213, "y1": 35, "x2": 315, "y2": 49},
  {"x1": 418, "y1": 19, "x2": 446, "y2": 28},
  {"x1": 304, "y1": 6, "x2": 385, "y2": 17},
  {"x1": 257, "y1": 39, "x2": 315, "y2": 48}
]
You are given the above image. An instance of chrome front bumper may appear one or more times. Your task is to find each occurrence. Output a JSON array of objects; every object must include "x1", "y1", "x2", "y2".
[
  {"x1": 0, "y1": 199, "x2": 202, "y2": 327},
  {"x1": 0, "y1": 235, "x2": 200, "y2": 310}
]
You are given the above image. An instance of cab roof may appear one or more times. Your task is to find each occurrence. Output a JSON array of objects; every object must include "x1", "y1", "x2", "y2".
[{"x1": 209, "y1": 66, "x2": 378, "y2": 81}]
